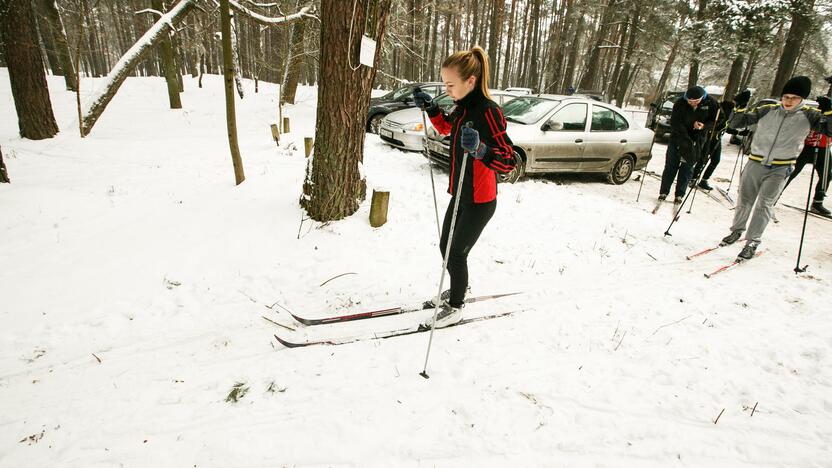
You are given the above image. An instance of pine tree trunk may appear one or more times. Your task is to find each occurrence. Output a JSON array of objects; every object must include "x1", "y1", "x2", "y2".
[
  {"x1": 487, "y1": 0, "x2": 503, "y2": 84},
  {"x1": 739, "y1": 48, "x2": 758, "y2": 91},
  {"x1": 723, "y1": 54, "x2": 745, "y2": 102},
  {"x1": 37, "y1": 0, "x2": 78, "y2": 91},
  {"x1": 428, "y1": 2, "x2": 438, "y2": 81},
  {"x1": 527, "y1": 0, "x2": 542, "y2": 91},
  {"x1": 545, "y1": 0, "x2": 570, "y2": 92},
  {"x1": 220, "y1": 0, "x2": 245, "y2": 185},
  {"x1": 578, "y1": 0, "x2": 619, "y2": 91},
  {"x1": 282, "y1": 18, "x2": 306, "y2": 104},
  {"x1": 770, "y1": 0, "x2": 815, "y2": 96},
  {"x1": 500, "y1": 0, "x2": 517, "y2": 88},
  {"x1": 653, "y1": 29, "x2": 681, "y2": 99},
  {"x1": 0, "y1": 0, "x2": 59, "y2": 140},
  {"x1": 687, "y1": 0, "x2": 708, "y2": 88},
  {"x1": 152, "y1": 0, "x2": 183, "y2": 109},
  {"x1": 301, "y1": 0, "x2": 392, "y2": 222},
  {"x1": 562, "y1": 13, "x2": 583, "y2": 91},
  {"x1": 34, "y1": 12, "x2": 62, "y2": 76}
]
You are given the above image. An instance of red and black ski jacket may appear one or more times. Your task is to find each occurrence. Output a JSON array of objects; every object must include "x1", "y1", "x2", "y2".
[{"x1": 427, "y1": 88, "x2": 516, "y2": 204}]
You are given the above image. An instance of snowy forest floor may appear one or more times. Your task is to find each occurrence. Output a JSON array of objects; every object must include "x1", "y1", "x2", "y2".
[{"x1": 1, "y1": 70, "x2": 831, "y2": 467}]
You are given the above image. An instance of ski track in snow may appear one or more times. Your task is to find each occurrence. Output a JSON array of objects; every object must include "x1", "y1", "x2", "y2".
[{"x1": 1, "y1": 70, "x2": 831, "y2": 467}]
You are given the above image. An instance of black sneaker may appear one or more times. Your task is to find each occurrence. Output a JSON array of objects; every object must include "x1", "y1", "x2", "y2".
[
  {"x1": 674, "y1": 196, "x2": 683, "y2": 204},
  {"x1": 811, "y1": 202, "x2": 831, "y2": 217},
  {"x1": 698, "y1": 179, "x2": 713, "y2": 191},
  {"x1": 737, "y1": 240, "x2": 760, "y2": 261},
  {"x1": 720, "y1": 230, "x2": 742, "y2": 246},
  {"x1": 658, "y1": 194, "x2": 667, "y2": 201}
]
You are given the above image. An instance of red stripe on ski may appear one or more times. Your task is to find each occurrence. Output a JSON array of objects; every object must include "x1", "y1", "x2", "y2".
[{"x1": 704, "y1": 251, "x2": 763, "y2": 278}]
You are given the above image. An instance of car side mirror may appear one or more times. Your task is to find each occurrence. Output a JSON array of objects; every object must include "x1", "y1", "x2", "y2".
[{"x1": 542, "y1": 121, "x2": 563, "y2": 131}]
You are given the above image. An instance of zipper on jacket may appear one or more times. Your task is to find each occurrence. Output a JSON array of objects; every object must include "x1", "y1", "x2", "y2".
[{"x1": 765, "y1": 109, "x2": 788, "y2": 165}]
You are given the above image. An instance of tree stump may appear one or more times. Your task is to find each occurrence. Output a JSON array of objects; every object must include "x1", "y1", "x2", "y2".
[
  {"x1": 304, "y1": 137, "x2": 313, "y2": 157},
  {"x1": 0, "y1": 146, "x2": 9, "y2": 183},
  {"x1": 270, "y1": 123, "x2": 280, "y2": 145},
  {"x1": 369, "y1": 190, "x2": 389, "y2": 227},
  {"x1": 283, "y1": 116, "x2": 290, "y2": 134}
]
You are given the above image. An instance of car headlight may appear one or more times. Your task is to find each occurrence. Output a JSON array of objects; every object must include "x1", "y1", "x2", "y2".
[{"x1": 402, "y1": 122, "x2": 424, "y2": 132}]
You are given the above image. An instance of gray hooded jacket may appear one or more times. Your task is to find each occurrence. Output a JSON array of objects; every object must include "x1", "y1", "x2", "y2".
[{"x1": 729, "y1": 102, "x2": 832, "y2": 166}]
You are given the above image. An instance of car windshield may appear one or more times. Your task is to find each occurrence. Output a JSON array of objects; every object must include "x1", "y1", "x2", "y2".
[
  {"x1": 501, "y1": 97, "x2": 560, "y2": 124},
  {"x1": 380, "y1": 86, "x2": 414, "y2": 100}
]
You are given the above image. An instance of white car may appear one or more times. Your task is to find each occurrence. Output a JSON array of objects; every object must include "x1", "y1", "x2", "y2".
[
  {"x1": 378, "y1": 90, "x2": 519, "y2": 152},
  {"x1": 425, "y1": 95, "x2": 655, "y2": 184}
]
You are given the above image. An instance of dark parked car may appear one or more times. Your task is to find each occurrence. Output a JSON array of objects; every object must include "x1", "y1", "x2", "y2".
[
  {"x1": 645, "y1": 91, "x2": 684, "y2": 140},
  {"x1": 366, "y1": 82, "x2": 444, "y2": 134}
]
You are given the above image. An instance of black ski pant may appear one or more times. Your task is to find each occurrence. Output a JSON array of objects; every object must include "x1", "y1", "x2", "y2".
[
  {"x1": 784, "y1": 145, "x2": 830, "y2": 202},
  {"x1": 439, "y1": 198, "x2": 496, "y2": 308},
  {"x1": 694, "y1": 140, "x2": 722, "y2": 181}
]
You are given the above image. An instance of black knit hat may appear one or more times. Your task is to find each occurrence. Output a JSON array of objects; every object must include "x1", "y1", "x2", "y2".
[
  {"x1": 781, "y1": 76, "x2": 811, "y2": 99},
  {"x1": 685, "y1": 86, "x2": 706, "y2": 100}
]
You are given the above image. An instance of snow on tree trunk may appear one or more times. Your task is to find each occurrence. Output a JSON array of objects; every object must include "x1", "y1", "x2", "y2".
[
  {"x1": 0, "y1": 0, "x2": 59, "y2": 140},
  {"x1": 230, "y1": 11, "x2": 244, "y2": 99},
  {"x1": 79, "y1": 0, "x2": 196, "y2": 137}
]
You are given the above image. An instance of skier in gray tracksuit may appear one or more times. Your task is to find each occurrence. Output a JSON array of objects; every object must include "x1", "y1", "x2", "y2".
[{"x1": 720, "y1": 76, "x2": 832, "y2": 261}]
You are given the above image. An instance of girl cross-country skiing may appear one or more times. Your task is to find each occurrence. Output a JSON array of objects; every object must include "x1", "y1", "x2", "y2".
[{"x1": 412, "y1": 46, "x2": 516, "y2": 329}]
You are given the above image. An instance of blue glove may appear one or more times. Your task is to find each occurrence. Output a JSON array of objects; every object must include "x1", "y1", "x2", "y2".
[
  {"x1": 818, "y1": 96, "x2": 831, "y2": 113},
  {"x1": 412, "y1": 88, "x2": 433, "y2": 110},
  {"x1": 461, "y1": 125, "x2": 487, "y2": 159}
]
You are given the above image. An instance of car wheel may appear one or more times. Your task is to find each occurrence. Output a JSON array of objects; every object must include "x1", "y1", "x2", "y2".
[
  {"x1": 368, "y1": 113, "x2": 385, "y2": 134},
  {"x1": 607, "y1": 154, "x2": 634, "y2": 185},
  {"x1": 498, "y1": 150, "x2": 525, "y2": 184}
]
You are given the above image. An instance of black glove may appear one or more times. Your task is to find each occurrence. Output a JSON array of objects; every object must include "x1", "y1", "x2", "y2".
[
  {"x1": 818, "y1": 96, "x2": 831, "y2": 113},
  {"x1": 733, "y1": 89, "x2": 751, "y2": 108},
  {"x1": 461, "y1": 125, "x2": 487, "y2": 159},
  {"x1": 726, "y1": 128, "x2": 738, "y2": 135},
  {"x1": 412, "y1": 88, "x2": 433, "y2": 110}
]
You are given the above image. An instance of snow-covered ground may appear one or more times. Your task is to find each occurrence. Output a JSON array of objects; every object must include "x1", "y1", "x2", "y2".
[{"x1": 1, "y1": 70, "x2": 831, "y2": 467}]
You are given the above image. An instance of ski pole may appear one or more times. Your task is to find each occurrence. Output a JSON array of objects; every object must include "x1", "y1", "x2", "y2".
[
  {"x1": 794, "y1": 146, "x2": 819, "y2": 273},
  {"x1": 414, "y1": 87, "x2": 442, "y2": 240},
  {"x1": 687, "y1": 107, "x2": 723, "y2": 215},
  {"x1": 726, "y1": 133, "x2": 744, "y2": 193},
  {"x1": 421, "y1": 122, "x2": 473, "y2": 379},
  {"x1": 665, "y1": 141, "x2": 710, "y2": 236}
]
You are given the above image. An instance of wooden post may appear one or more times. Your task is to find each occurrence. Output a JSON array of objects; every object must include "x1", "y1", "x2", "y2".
[
  {"x1": 369, "y1": 190, "x2": 390, "y2": 227},
  {"x1": 270, "y1": 124, "x2": 280, "y2": 144},
  {"x1": 283, "y1": 116, "x2": 291, "y2": 134},
  {"x1": 0, "y1": 146, "x2": 9, "y2": 183},
  {"x1": 304, "y1": 137, "x2": 313, "y2": 157}
]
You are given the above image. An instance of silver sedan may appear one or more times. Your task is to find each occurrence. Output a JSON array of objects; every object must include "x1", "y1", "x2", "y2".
[
  {"x1": 425, "y1": 95, "x2": 654, "y2": 184},
  {"x1": 379, "y1": 91, "x2": 518, "y2": 153}
]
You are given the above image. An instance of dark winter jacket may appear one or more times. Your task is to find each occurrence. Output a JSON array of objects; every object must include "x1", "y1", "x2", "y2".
[
  {"x1": 669, "y1": 95, "x2": 719, "y2": 162},
  {"x1": 729, "y1": 102, "x2": 832, "y2": 165},
  {"x1": 427, "y1": 87, "x2": 516, "y2": 204}
]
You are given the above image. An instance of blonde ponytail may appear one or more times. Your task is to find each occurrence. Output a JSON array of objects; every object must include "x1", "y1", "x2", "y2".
[{"x1": 442, "y1": 45, "x2": 492, "y2": 100}]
